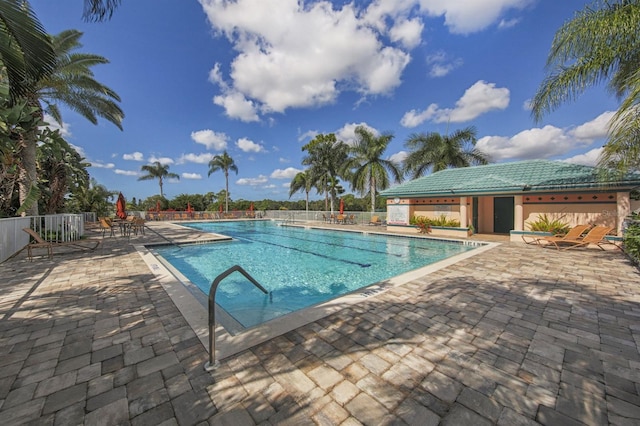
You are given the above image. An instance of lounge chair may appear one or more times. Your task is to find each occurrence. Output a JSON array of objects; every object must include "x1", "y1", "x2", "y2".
[
  {"x1": 99, "y1": 217, "x2": 116, "y2": 237},
  {"x1": 369, "y1": 215, "x2": 383, "y2": 225},
  {"x1": 543, "y1": 225, "x2": 614, "y2": 250},
  {"x1": 22, "y1": 228, "x2": 100, "y2": 261},
  {"x1": 522, "y1": 224, "x2": 591, "y2": 245}
]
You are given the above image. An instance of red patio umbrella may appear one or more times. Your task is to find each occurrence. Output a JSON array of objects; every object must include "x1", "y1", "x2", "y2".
[
  {"x1": 116, "y1": 192, "x2": 127, "y2": 219},
  {"x1": 249, "y1": 202, "x2": 254, "y2": 213},
  {"x1": 339, "y1": 198, "x2": 344, "y2": 215},
  {"x1": 156, "y1": 200, "x2": 161, "y2": 212},
  {"x1": 219, "y1": 203, "x2": 223, "y2": 214},
  {"x1": 187, "y1": 202, "x2": 193, "y2": 212}
]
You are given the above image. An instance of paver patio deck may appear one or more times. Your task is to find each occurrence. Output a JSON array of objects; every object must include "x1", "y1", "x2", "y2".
[{"x1": 1, "y1": 220, "x2": 639, "y2": 425}]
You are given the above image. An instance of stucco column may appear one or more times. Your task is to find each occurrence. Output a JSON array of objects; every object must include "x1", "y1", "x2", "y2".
[
  {"x1": 459, "y1": 197, "x2": 468, "y2": 228},
  {"x1": 617, "y1": 192, "x2": 630, "y2": 235},
  {"x1": 514, "y1": 195, "x2": 524, "y2": 231}
]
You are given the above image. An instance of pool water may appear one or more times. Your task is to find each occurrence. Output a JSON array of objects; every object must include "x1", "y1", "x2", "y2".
[{"x1": 154, "y1": 221, "x2": 477, "y2": 329}]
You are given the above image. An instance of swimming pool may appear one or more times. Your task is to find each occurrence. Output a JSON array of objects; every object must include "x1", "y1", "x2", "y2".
[{"x1": 153, "y1": 221, "x2": 479, "y2": 330}]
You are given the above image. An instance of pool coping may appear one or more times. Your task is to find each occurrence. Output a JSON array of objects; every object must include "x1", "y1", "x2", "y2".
[{"x1": 134, "y1": 225, "x2": 501, "y2": 363}]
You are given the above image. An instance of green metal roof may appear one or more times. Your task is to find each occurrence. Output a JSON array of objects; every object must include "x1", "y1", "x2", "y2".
[{"x1": 380, "y1": 160, "x2": 640, "y2": 197}]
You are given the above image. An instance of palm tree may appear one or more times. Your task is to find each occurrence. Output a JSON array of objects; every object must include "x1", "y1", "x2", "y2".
[
  {"x1": 17, "y1": 29, "x2": 124, "y2": 215},
  {"x1": 207, "y1": 151, "x2": 237, "y2": 213},
  {"x1": 531, "y1": 0, "x2": 640, "y2": 175},
  {"x1": 346, "y1": 126, "x2": 402, "y2": 213},
  {"x1": 138, "y1": 161, "x2": 179, "y2": 197},
  {"x1": 0, "y1": 0, "x2": 56, "y2": 101},
  {"x1": 288, "y1": 170, "x2": 313, "y2": 213},
  {"x1": 82, "y1": 0, "x2": 123, "y2": 22},
  {"x1": 403, "y1": 126, "x2": 489, "y2": 179},
  {"x1": 301, "y1": 133, "x2": 349, "y2": 214}
]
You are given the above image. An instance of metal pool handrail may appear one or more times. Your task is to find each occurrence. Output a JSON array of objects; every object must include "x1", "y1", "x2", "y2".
[{"x1": 204, "y1": 265, "x2": 268, "y2": 371}]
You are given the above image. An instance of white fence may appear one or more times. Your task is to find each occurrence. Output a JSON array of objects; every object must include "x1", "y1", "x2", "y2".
[{"x1": 0, "y1": 214, "x2": 86, "y2": 263}]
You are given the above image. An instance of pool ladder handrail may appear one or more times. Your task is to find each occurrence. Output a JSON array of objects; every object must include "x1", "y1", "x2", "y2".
[{"x1": 204, "y1": 265, "x2": 268, "y2": 371}]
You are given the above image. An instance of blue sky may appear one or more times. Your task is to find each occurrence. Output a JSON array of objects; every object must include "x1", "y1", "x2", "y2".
[{"x1": 31, "y1": 0, "x2": 617, "y2": 203}]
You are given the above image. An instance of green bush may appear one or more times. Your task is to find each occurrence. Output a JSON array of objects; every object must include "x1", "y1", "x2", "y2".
[
  {"x1": 623, "y1": 214, "x2": 640, "y2": 263},
  {"x1": 410, "y1": 214, "x2": 461, "y2": 228},
  {"x1": 526, "y1": 214, "x2": 570, "y2": 235}
]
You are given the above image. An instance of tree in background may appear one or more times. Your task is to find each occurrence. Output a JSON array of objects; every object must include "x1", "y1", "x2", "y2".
[
  {"x1": 288, "y1": 170, "x2": 313, "y2": 213},
  {"x1": 531, "y1": 0, "x2": 640, "y2": 175},
  {"x1": 138, "y1": 161, "x2": 179, "y2": 198},
  {"x1": 346, "y1": 126, "x2": 402, "y2": 214},
  {"x1": 302, "y1": 133, "x2": 349, "y2": 213},
  {"x1": 66, "y1": 178, "x2": 115, "y2": 217},
  {"x1": 403, "y1": 126, "x2": 489, "y2": 179},
  {"x1": 208, "y1": 151, "x2": 237, "y2": 213}
]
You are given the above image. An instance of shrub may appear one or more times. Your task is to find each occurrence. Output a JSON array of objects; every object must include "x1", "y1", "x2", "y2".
[
  {"x1": 410, "y1": 214, "x2": 461, "y2": 229},
  {"x1": 623, "y1": 214, "x2": 640, "y2": 263},
  {"x1": 526, "y1": 214, "x2": 570, "y2": 235}
]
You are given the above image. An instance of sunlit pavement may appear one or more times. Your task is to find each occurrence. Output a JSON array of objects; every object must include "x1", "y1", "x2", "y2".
[{"x1": 0, "y1": 220, "x2": 639, "y2": 425}]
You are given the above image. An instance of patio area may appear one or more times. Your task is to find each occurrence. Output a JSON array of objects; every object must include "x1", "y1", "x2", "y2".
[{"x1": 1, "y1": 220, "x2": 639, "y2": 425}]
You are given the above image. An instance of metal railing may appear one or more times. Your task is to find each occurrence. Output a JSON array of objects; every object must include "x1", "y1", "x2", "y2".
[{"x1": 204, "y1": 265, "x2": 268, "y2": 371}]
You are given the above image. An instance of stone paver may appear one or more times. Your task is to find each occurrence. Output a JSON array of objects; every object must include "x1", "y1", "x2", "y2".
[{"x1": 0, "y1": 220, "x2": 639, "y2": 424}]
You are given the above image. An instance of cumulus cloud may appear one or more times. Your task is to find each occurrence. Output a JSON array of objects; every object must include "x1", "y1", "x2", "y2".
[
  {"x1": 123, "y1": 151, "x2": 144, "y2": 161},
  {"x1": 271, "y1": 167, "x2": 302, "y2": 179},
  {"x1": 563, "y1": 147, "x2": 604, "y2": 167},
  {"x1": 191, "y1": 129, "x2": 228, "y2": 151},
  {"x1": 568, "y1": 111, "x2": 615, "y2": 141},
  {"x1": 148, "y1": 156, "x2": 174, "y2": 165},
  {"x1": 389, "y1": 18, "x2": 423, "y2": 49},
  {"x1": 236, "y1": 137, "x2": 266, "y2": 153},
  {"x1": 400, "y1": 80, "x2": 509, "y2": 127},
  {"x1": 213, "y1": 91, "x2": 260, "y2": 122},
  {"x1": 114, "y1": 169, "x2": 139, "y2": 176},
  {"x1": 182, "y1": 172, "x2": 203, "y2": 179},
  {"x1": 177, "y1": 153, "x2": 214, "y2": 165},
  {"x1": 335, "y1": 122, "x2": 378, "y2": 145},
  {"x1": 476, "y1": 125, "x2": 592, "y2": 162},
  {"x1": 389, "y1": 150, "x2": 408, "y2": 164},
  {"x1": 416, "y1": 0, "x2": 533, "y2": 34},
  {"x1": 298, "y1": 129, "x2": 319, "y2": 142},
  {"x1": 237, "y1": 175, "x2": 269, "y2": 186}
]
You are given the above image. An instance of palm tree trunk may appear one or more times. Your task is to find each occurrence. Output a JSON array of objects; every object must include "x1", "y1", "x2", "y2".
[
  {"x1": 159, "y1": 177, "x2": 164, "y2": 197},
  {"x1": 370, "y1": 174, "x2": 376, "y2": 214},
  {"x1": 225, "y1": 171, "x2": 229, "y2": 213},
  {"x1": 18, "y1": 133, "x2": 38, "y2": 216}
]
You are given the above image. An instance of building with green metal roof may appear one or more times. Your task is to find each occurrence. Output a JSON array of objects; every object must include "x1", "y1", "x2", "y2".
[{"x1": 379, "y1": 160, "x2": 640, "y2": 240}]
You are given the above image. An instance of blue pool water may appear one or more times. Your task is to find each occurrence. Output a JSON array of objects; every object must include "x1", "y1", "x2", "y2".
[{"x1": 154, "y1": 221, "x2": 477, "y2": 329}]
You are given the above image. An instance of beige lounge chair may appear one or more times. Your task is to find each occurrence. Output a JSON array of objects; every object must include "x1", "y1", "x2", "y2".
[
  {"x1": 99, "y1": 217, "x2": 116, "y2": 237},
  {"x1": 369, "y1": 215, "x2": 382, "y2": 225},
  {"x1": 23, "y1": 228, "x2": 100, "y2": 261},
  {"x1": 543, "y1": 225, "x2": 614, "y2": 250},
  {"x1": 522, "y1": 224, "x2": 590, "y2": 245}
]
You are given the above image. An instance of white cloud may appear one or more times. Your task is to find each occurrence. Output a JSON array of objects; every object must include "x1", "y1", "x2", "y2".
[
  {"x1": 123, "y1": 151, "x2": 144, "y2": 161},
  {"x1": 522, "y1": 98, "x2": 532, "y2": 111},
  {"x1": 271, "y1": 167, "x2": 302, "y2": 179},
  {"x1": 182, "y1": 172, "x2": 203, "y2": 179},
  {"x1": 389, "y1": 18, "x2": 423, "y2": 49},
  {"x1": 298, "y1": 129, "x2": 319, "y2": 142},
  {"x1": 213, "y1": 91, "x2": 260, "y2": 122},
  {"x1": 114, "y1": 169, "x2": 139, "y2": 176},
  {"x1": 89, "y1": 161, "x2": 115, "y2": 169},
  {"x1": 177, "y1": 153, "x2": 215, "y2": 165},
  {"x1": 476, "y1": 125, "x2": 590, "y2": 162},
  {"x1": 569, "y1": 111, "x2": 615, "y2": 141},
  {"x1": 236, "y1": 137, "x2": 265, "y2": 153},
  {"x1": 389, "y1": 150, "x2": 408, "y2": 164},
  {"x1": 336, "y1": 122, "x2": 378, "y2": 145},
  {"x1": 148, "y1": 156, "x2": 174, "y2": 165},
  {"x1": 69, "y1": 143, "x2": 85, "y2": 158},
  {"x1": 416, "y1": 0, "x2": 533, "y2": 34},
  {"x1": 563, "y1": 147, "x2": 604, "y2": 167},
  {"x1": 200, "y1": 0, "x2": 411, "y2": 119},
  {"x1": 426, "y1": 51, "x2": 463, "y2": 78},
  {"x1": 279, "y1": 157, "x2": 290, "y2": 163},
  {"x1": 400, "y1": 80, "x2": 509, "y2": 127},
  {"x1": 191, "y1": 129, "x2": 229, "y2": 151},
  {"x1": 237, "y1": 175, "x2": 269, "y2": 186},
  {"x1": 498, "y1": 17, "x2": 520, "y2": 29}
]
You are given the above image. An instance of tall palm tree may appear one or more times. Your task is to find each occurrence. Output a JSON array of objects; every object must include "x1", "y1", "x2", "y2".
[
  {"x1": 17, "y1": 29, "x2": 124, "y2": 215},
  {"x1": 138, "y1": 161, "x2": 179, "y2": 197},
  {"x1": 531, "y1": 0, "x2": 640, "y2": 175},
  {"x1": 346, "y1": 126, "x2": 402, "y2": 213},
  {"x1": 302, "y1": 133, "x2": 349, "y2": 214},
  {"x1": 288, "y1": 170, "x2": 313, "y2": 213},
  {"x1": 403, "y1": 126, "x2": 489, "y2": 179},
  {"x1": 208, "y1": 151, "x2": 237, "y2": 213},
  {"x1": 82, "y1": 0, "x2": 122, "y2": 22}
]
